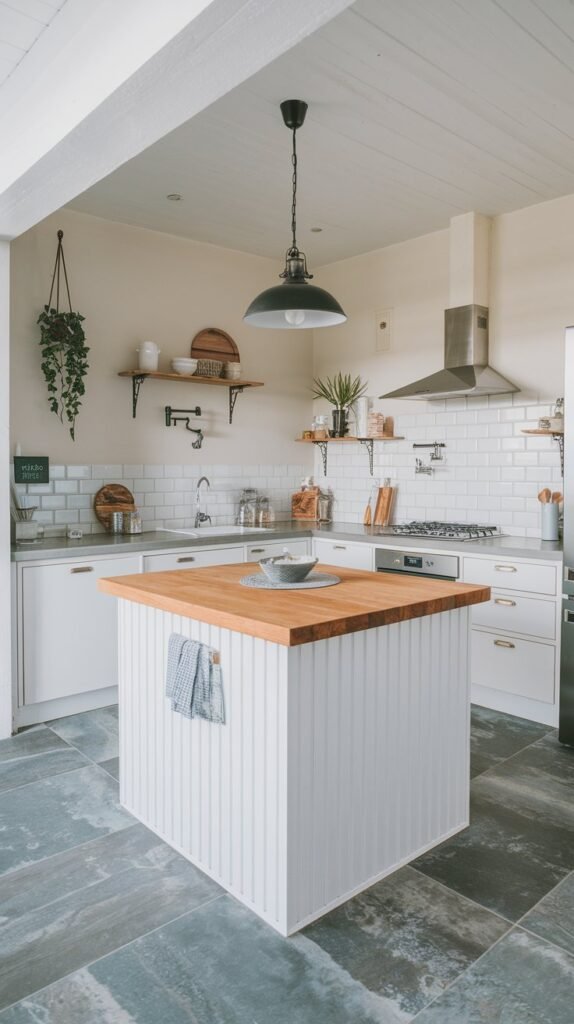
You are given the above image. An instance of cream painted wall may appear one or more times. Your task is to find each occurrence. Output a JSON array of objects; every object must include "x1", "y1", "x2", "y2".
[
  {"x1": 488, "y1": 192, "x2": 574, "y2": 399},
  {"x1": 313, "y1": 229, "x2": 450, "y2": 421},
  {"x1": 314, "y1": 193, "x2": 574, "y2": 410},
  {"x1": 10, "y1": 210, "x2": 314, "y2": 466}
]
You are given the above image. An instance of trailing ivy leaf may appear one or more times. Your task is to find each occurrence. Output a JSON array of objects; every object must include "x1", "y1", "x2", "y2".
[{"x1": 37, "y1": 308, "x2": 89, "y2": 440}]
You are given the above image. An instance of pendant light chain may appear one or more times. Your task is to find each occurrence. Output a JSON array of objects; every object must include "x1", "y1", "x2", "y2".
[
  {"x1": 290, "y1": 127, "x2": 298, "y2": 253},
  {"x1": 243, "y1": 98, "x2": 346, "y2": 327}
]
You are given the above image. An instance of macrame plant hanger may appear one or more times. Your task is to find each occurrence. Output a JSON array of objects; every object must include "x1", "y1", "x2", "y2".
[{"x1": 47, "y1": 230, "x2": 72, "y2": 313}]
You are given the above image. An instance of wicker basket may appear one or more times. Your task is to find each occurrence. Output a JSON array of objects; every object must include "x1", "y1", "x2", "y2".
[{"x1": 195, "y1": 359, "x2": 223, "y2": 378}]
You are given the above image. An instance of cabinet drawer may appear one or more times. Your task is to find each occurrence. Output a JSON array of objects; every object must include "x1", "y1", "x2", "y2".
[
  {"x1": 471, "y1": 629, "x2": 555, "y2": 704},
  {"x1": 472, "y1": 591, "x2": 556, "y2": 640},
  {"x1": 245, "y1": 540, "x2": 309, "y2": 561},
  {"x1": 312, "y1": 539, "x2": 373, "y2": 571},
  {"x1": 463, "y1": 556, "x2": 557, "y2": 596},
  {"x1": 143, "y1": 547, "x2": 243, "y2": 572}
]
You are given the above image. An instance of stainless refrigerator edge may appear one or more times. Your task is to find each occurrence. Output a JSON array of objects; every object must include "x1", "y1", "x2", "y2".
[{"x1": 560, "y1": 326, "x2": 574, "y2": 746}]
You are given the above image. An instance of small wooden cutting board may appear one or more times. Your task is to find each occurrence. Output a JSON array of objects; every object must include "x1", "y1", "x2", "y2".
[
  {"x1": 94, "y1": 484, "x2": 136, "y2": 530},
  {"x1": 373, "y1": 485, "x2": 395, "y2": 527}
]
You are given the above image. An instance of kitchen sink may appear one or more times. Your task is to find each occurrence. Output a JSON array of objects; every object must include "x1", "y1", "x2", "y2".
[{"x1": 158, "y1": 526, "x2": 276, "y2": 538}]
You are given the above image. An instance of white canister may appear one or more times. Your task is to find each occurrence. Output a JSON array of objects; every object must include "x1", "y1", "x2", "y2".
[
  {"x1": 137, "y1": 341, "x2": 160, "y2": 372},
  {"x1": 541, "y1": 503, "x2": 559, "y2": 541}
]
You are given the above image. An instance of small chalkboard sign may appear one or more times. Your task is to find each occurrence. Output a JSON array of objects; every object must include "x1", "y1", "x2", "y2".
[{"x1": 14, "y1": 456, "x2": 50, "y2": 485}]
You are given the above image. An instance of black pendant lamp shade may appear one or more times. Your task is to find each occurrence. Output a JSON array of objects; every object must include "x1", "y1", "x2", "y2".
[{"x1": 244, "y1": 100, "x2": 346, "y2": 330}]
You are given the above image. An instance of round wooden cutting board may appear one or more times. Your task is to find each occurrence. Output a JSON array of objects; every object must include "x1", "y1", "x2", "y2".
[
  {"x1": 94, "y1": 484, "x2": 136, "y2": 530},
  {"x1": 191, "y1": 328, "x2": 240, "y2": 363}
]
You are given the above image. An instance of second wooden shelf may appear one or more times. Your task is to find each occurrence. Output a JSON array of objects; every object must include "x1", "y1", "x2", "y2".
[{"x1": 296, "y1": 435, "x2": 404, "y2": 475}]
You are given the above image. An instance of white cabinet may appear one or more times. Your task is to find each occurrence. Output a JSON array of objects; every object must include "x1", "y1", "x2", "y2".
[
  {"x1": 462, "y1": 553, "x2": 560, "y2": 723},
  {"x1": 312, "y1": 538, "x2": 374, "y2": 571},
  {"x1": 462, "y1": 556, "x2": 556, "y2": 596},
  {"x1": 471, "y1": 631, "x2": 555, "y2": 705},
  {"x1": 472, "y1": 592, "x2": 556, "y2": 641},
  {"x1": 244, "y1": 539, "x2": 309, "y2": 561},
  {"x1": 21, "y1": 555, "x2": 141, "y2": 706},
  {"x1": 143, "y1": 546, "x2": 243, "y2": 573}
]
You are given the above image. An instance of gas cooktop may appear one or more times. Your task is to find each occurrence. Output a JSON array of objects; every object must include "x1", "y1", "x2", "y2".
[{"x1": 388, "y1": 521, "x2": 501, "y2": 541}]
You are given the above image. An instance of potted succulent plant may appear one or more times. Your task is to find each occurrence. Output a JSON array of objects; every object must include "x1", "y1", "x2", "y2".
[
  {"x1": 312, "y1": 372, "x2": 368, "y2": 437},
  {"x1": 38, "y1": 231, "x2": 89, "y2": 441}
]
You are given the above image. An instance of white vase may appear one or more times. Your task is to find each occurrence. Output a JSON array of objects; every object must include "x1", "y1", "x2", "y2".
[
  {"x1": 137, "y1": 341, "x2": 160, "y2": 371},
  {"x1": 355, "y1": 397, "x2": 371, "y2": 438}
]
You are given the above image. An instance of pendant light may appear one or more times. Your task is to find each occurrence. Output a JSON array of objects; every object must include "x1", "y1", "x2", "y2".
[{"x1": 244, "y1": 100, "x2": 346, "y2": 329}]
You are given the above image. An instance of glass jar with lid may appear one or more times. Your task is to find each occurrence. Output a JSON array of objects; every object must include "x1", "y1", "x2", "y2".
[
  {"x1": 257, "y1": 497, "x2": 275, "y2": 527},
  {"x1": 312, "y1": 415, "x2": 328, "y2": 440}
]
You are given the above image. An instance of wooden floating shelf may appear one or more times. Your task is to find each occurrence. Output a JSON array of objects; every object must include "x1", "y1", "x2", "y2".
[
  {"x1": 521, "y1": 429, "x2": 564, "y2": 475},
  {"x1": 521, "y1": 429, "x2": 563, "y2": 436},
  {"x1": 118, "y1": 370, "x2": 264, "y2": 423},
  {"x1": 295, "y1": 435, "x2": 404, "y2": 476},
  {"x1": 295, "y1": 436, "x2": 403, "y2": 443}
]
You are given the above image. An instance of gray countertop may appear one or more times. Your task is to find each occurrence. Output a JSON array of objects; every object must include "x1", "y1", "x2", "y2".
[{"x1": 11, "y1": 522, "x2": 563, "y2": 562}]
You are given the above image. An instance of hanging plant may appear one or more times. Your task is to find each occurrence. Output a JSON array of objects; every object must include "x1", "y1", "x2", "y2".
[{"x1": 38, "y1": 230, "x2": 89, "y2": 441}]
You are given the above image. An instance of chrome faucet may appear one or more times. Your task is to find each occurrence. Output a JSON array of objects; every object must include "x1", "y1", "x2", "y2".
[{"x1": 195, "y1": 476, "x2": 212, "y2": 528}]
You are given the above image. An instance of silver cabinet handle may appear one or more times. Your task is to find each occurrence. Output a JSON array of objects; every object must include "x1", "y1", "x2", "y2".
[
  {"x1": 70, "y1": 566, "x2": 94, "y2": 574},
  {"x1": 495, "y1": 564, "x2": 517, "y2": 572},
  {"x1": 250, "y1": 548, "x2": 265, "y2": 554},
  {"x1": 333, "y1": 545, "x2": 347, "y2": 550},
  {"x1": 494, "y1": 598, "x2": 516, "y2": 607},
  {"x1": 177, "y1": 556, "x2": 196, "y2": 563},
  {"x1": 494, "y1": 639, "x2": 515, "y2": 649}
]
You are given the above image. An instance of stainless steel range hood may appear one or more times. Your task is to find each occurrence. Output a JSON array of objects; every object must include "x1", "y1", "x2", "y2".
[{"x1": 380, "y1": 304, "x2": 518, "y2": 400}]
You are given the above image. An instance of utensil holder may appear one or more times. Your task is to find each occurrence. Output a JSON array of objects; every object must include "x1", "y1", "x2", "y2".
[{"x1": 541, "y1": 502, "x2": 559, "y2": 541}]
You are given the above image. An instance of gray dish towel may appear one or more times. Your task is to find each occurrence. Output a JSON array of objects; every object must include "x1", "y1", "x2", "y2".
[{"x1": 166, "y1": 634, "x2": 225, "y2": 724}]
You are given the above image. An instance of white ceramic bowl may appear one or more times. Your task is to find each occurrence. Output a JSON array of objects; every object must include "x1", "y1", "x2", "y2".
[
  {"x1": 171, "y1": 358, "x2": 198, "y2": 375},
  {"x1": 259, "y1": 554, "x2": 318, "y2": 584}
]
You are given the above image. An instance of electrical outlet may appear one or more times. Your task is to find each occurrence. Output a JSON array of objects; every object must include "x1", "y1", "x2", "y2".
[{"x1": 375, "y1": 308, "x2": 392, "y2": 352}]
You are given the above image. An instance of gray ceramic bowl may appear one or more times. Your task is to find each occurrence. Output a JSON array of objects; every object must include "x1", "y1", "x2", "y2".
[{"x1": 259, "y1": 554, "x2": 318, "y2": 584}]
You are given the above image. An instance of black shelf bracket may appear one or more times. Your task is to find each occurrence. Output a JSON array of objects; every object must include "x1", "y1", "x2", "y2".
[
  {"x1": 553, "y1": 433, "x2": 564, "y2": 476},
  {"x1": 314, "y1": 440, "x2": 329, "y2": 475},
  {"x1": 229, "y1": 386, "x2": 245, "y2": 424},
  {"x1": 358, "y1": 438, "x2": 374, "y2": 476},
  {"x1": 131, "y1": 374, "x2": 148, "y2": 418}
]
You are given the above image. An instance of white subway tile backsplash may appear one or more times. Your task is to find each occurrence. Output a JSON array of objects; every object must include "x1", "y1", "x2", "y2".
[
  {"x1": 315, "y1": 395, "x2": 562, "y2": 537},
  {"x1": 54, "y1": 510, "x2": 79, "y2": 524},
  {"x1": 80, "y1": 479, "x2": 103, "y2": 494},
  {"x1": 54, "y1": 480, "x2": 78, "y2": 494},
  {"x1": 92, "y1": 465, "x2": 122, "y2": 477},
  {"x1": 66, "y1": 465, "x2": 91, "y2": 479},
  {"x1": 67, "y1": 495, "x2": 91, "y2": 509},
  {"x1": 27, "y1": 483, "x2": 53, "y2": 495}
]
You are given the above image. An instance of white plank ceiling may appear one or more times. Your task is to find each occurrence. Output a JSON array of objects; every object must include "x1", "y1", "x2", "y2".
[
  {"x1": 0, "y1": 0, "x2": 66, "y2": 87},
  {"x1": 70, "y1": 0, "x2": 574, "y2": 263}
]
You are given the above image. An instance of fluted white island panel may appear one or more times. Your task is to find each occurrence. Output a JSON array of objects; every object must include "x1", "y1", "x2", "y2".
[{"x1": 117, "y1": 598, "x2": 471, "y2": 936}]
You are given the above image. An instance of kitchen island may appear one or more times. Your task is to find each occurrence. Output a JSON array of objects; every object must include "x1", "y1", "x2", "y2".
[{"x1": 99, "y1": 562, "x2": 489, "y2": 936}]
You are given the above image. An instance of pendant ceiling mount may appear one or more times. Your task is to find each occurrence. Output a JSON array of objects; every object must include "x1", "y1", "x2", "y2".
[{"x1": 243, "y1": 100, "x2": 346, "y2": 330}]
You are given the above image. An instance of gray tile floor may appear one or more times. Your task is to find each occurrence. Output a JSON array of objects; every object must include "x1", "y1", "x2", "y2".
[{"x1": 0, "y1": 704, "x2": 572, "y2": 1022}]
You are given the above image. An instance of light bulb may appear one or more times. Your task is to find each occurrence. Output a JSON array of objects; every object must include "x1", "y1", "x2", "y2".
[{"x1": 284, "y1": 309, "x2": 306, "y2": 326}]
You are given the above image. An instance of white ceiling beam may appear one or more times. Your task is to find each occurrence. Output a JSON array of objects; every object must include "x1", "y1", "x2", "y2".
[{"x1": 0, "y1": 0, "x2": 353, "y2": 239}]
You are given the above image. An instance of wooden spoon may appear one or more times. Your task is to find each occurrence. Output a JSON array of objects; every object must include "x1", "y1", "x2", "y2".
[
  {"x1": 538, "y1": 488, "x2": 552, "y2": 503},
  {"x1": 552, "y1": 491, "x2": 563, "y2": 504}
]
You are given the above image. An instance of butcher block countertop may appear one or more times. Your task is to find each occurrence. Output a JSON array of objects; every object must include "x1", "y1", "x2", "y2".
[{"x1": 99, "y1": 562, "x2": 490, "y2": 646}]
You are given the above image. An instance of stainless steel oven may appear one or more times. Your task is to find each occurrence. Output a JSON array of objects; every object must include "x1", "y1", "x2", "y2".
[{"x1": 375, "y1": 548, "x2": 460, "y2": 581}]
